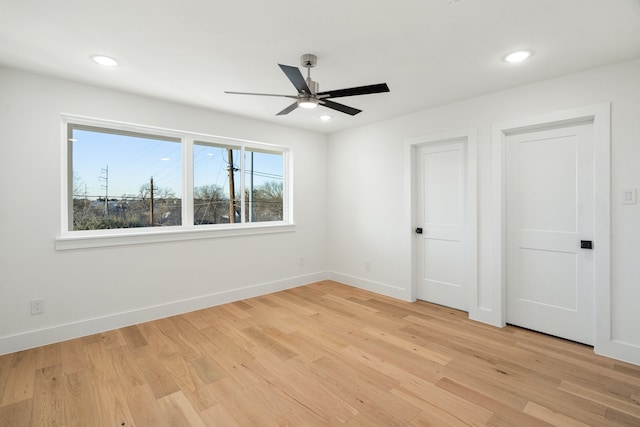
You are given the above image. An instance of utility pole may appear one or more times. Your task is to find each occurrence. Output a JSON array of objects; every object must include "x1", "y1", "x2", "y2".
[
  {"x1": 83, "y1": 184, "x2": 88, "y2": 213},
  {"x1": 149, "y1": 176, "x2": 154, "y2": 226},
  {"x1": 227, "y1": 149, "x2": 235, "y2": 223},
  {"x1": 99, "y1": 165, "x2": 109, "y2": 218}
]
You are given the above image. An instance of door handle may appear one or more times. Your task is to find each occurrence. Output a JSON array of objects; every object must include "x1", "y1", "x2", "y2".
[
  {"x1": 415, "y1": 227, "x2": 423, "y2": 234},
  {"x1": 580, "y1": 240, "x2": 593, "y2": 249}
]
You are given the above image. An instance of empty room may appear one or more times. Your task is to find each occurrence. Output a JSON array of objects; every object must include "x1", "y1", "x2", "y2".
[{"x1": 1, "y1": 0, "x2": 639, "y2": 425}]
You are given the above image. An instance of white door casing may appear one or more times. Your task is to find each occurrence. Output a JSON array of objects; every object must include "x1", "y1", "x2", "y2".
[
  {"x1": 490, "y1": 103, "x2": 623, "y2": 362},
  {"x1": 505, "y1": 123, "x2": 595, "y2": 345}
]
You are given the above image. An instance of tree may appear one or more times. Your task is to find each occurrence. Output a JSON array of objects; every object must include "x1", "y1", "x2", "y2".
[
  {"x1": 138, "y1": 182, "x2": 175, "y2": 202},
  {"x1": 72, "y1": 171, "x2": 85, "y2": 198},
  {"x1": 136, "y1": 182, "x2": 179, "y2": 226},
  {"x1": 194, "y1": 184, "x2": 226, "y2": 224},
  {"x1": 251, "y1": 181, "x2": 283, "y2": 221}
]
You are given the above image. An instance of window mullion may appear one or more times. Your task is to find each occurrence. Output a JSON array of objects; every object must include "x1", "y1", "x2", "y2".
[
  {"x1": 61, "y1": 118, "x2": 72, "y2": 234},
  {"x1": 284, "y1": 150, "x2": 290, "y2": 223},
  {"x1": 183, "y1": 136, "x2": 194, "y2": 228},
  {"x1": 239, "y1": 146, "x2": 246, "y2": 223}
]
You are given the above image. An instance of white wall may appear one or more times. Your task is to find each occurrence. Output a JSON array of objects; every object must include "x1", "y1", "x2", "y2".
[
  {"x1": 327, "y1": 59, "x2": 640, "y2": 364},
  {"x1": 0, "y1": 67, "x2": 328, "y2": 354}
]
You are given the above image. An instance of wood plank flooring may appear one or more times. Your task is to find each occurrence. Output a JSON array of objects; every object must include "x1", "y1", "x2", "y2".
[{"x1": 1, "y1": 280, "x2": 639, "y2": 426}]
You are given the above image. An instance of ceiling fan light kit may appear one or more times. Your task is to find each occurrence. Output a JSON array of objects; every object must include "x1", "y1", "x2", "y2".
[
  {"x1": 298, "y1": 96, "x2": 319, "y2": 109},
  {"x1": 225, "y1": 53, "x2": 390, "y2": 116}
]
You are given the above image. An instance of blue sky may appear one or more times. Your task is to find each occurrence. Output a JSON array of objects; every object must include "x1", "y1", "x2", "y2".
[{"x1": 72, "y1": 129, "x2": 282, "y2": 199}]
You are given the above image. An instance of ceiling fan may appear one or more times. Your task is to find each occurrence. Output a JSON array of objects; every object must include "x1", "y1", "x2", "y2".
[{"x1": 225, "y1": 54, "x2": 390, "y2": 116}]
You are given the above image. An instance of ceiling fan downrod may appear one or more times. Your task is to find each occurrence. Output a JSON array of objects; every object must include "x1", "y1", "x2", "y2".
[{"x1": 301, "y1": 54, "x2": 318, "y2": 95}]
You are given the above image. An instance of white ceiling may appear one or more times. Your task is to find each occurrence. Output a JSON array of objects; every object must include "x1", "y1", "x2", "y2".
[{"x1": 1, "y1": 0, "x2": 640, "y2": 134}]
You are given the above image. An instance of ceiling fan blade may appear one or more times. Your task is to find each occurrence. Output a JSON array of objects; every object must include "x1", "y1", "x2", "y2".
[
  {"x1": 317, "y1": 83, "x2": 390, "y2": 99},
  {"x1": 225, "y1": 91, "x2": 296, "y2": 99},
  {"x1": 320, "y1": 100, "x2": 362, "y2": 116},
  {"x1": 278, "y1": 64, "x2": 312, "y2": 94},
  {"x1": 276, "y1": 102, "x2": 299, "y2": 116}
]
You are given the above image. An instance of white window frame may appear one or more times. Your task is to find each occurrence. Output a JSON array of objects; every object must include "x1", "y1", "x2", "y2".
[{"x1": 57, "y1": 114, "x2": 294, "y2": 250}]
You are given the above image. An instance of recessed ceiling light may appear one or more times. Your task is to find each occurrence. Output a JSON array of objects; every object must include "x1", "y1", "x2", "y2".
[
  {"x1": 503, "y1": 50, "x2": 534, "y2": 63},
  {"x1": 319, "y1": 115, "x2": 332, "y2": 121},
  {"x1": 91, "y1": 55, "x2": 119, "y2": 67}
]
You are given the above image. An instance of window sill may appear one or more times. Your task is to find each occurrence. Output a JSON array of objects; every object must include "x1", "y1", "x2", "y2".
[{"x1": 55, "y1": 223, "x2": 296, "y2": 250}]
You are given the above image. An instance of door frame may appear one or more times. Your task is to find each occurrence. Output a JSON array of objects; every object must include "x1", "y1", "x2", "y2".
[
  {"x1": 404, "y1": 128, "x2": 478, "y2": 315},
  {"x1": 491, "y1": 103, "x2": 612, "y2": 355}
]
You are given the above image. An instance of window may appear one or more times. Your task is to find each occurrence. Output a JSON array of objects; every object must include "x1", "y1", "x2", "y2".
[
  {"x1": 193, "y1": 142, "x2": 284, "y2": 225},
  {"x1": 60, "y1": 116, "x2": 292, "y2": 248},
  {"x1": 244, "y1": 148, "x2": 284, "y2": 223},
  {"x1": 69, "y1": 124, "x2": 182, "y2": 230},
  {"x1": 193, "y1": 141, "x2": 240, "y2": 225}
]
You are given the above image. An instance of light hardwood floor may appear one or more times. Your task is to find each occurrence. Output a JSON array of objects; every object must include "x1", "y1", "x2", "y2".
[{"x1": 1, "y1": 281, "x2": 639, "y2": 426}]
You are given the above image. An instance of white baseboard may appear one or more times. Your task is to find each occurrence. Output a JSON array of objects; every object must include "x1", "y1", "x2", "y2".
[
  {"x1": 469, "y1": 307, "x2": 504, "y2": 328},
  {"x1": 327, "y1": 271, "x2": 411, "y2": 302},
  {"x1": 596, "y1": 339, "x2": 640, "y2": 366},
  {"x1": 0, "y1": 272, "x2": 327, "y2": 356}
]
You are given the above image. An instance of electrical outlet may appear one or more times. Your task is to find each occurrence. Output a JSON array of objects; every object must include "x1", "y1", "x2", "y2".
[
  {"x1": 623, "y1": 188, "x2": 637, "y2": 204},
  {"x1": 299, "y1": 257, "x2": 305, "y2": 267},
  {"x1": 31, "y1": 299, "x2": 44, "y2": 315},
  {"x1": 365, "y1": 261, "x2": 371, "y2": 271}
]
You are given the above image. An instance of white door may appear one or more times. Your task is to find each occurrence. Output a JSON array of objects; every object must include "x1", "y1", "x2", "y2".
[
  {"x1": 506, "y1": 122, "x2": 595, "y2": 345},
  {"x1": 416, "y1": 141, "x2": 467, "y2": 310}
]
